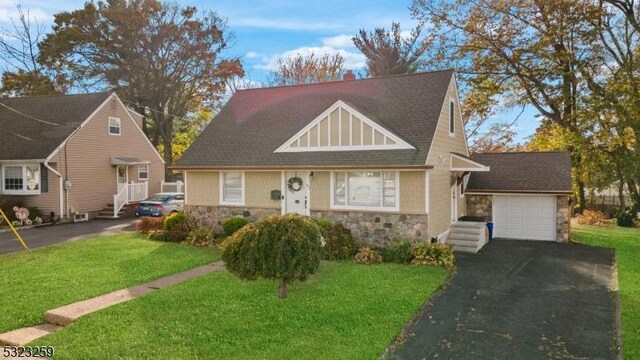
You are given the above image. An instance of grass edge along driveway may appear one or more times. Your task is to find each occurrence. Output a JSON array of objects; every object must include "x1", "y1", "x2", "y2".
[
  {"x1": 0, "y1": 233, "x2": 220, "y2": 333},
  {"x1": 572, "y1": 223, "x2": 640, "y2": 358},
  {"x1": 35, "y1": 261, "x2": 450, "y2": 359}
]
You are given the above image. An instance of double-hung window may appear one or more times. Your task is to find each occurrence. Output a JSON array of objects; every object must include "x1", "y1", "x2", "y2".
[
  {"x1": 109, "y1": 117, "x2": 121, "y2": 135},
  {"x1": 2, "y1": 164, "x2": 40, "y2": 194},
  {"x1": 138, "y1": 165, "x2": 149, "y2": 180},
  {"x1": 220, "y1": 172, "x2": 244, "y2": 205},
  {"x1": 332, "y1": 171, "x2": 398, "y2": 211}
]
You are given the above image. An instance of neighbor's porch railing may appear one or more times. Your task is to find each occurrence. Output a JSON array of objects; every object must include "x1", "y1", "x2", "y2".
[
  {"x1": 113, "y1": 185, "x2": 129, "y2": 218},
  {"x1": 161, "y1": 180, "x2": 183, "y2": 193},
  {"x1": 113, "y1": 182, "x2": 149, "y2": 217},
  {"x1": 128, "y1": 182, "x2": 148, "y2": 202}
]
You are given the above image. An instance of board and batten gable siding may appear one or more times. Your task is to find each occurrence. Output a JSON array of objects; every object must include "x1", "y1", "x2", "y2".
[
  {"x1": 185, "y1": 171, "x2": 219, "y2": 206},
  {"x1": 425, "y1": 75, "x2": 470, "y2": 238},
  {"x1": 57, "y1": 95, "x2": 164, "y2": 214}
]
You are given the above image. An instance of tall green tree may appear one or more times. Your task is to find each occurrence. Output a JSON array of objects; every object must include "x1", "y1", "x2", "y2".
[
  {"x1": 352, "y1": 22, "x2": 432, "y2": 77},
  {"x1": 38, "y1": 0, "x2": 243, "y2": 178}
]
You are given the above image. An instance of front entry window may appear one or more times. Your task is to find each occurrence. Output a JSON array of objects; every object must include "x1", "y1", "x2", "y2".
[
  {"x1": 332, "y1": 171, "x2": 398, "y2": 211},
  {"x1": 2, "y1": 164, "x2": 40, "y2": 194}
]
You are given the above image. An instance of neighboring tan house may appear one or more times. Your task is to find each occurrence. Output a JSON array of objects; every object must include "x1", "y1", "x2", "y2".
[
  {"x1": 0, "y1": 92, "x2": 164, "y2": 220},
  {"x1": 174, "y1": 70, "x2": 571, "y2": 250}
]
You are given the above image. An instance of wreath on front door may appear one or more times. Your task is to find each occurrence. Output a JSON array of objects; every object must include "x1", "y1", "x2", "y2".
[{"x1": 287, "y1": 176, "x2": 303, "y2": 192}]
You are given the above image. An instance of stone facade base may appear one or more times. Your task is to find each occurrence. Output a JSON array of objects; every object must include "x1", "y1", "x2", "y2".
[{"x1": 185, "y1": 205, "x2": 428, "y2": 247}]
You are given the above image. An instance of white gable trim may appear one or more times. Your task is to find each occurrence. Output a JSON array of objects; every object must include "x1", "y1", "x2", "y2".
[{"x1": 274, "y1": 100, "x2": 414, "y2": 153}]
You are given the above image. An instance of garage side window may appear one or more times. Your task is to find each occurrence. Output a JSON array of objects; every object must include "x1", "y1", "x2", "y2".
[
  {"x1": 138, "y1": 165, "x2": 149, "y2": 180},
  {"x1": 220, "y1": 172, "x2": 244, "y2": 205},
  {"x1": 449, "y1": 100, "x2": 455, "y2": 135}
]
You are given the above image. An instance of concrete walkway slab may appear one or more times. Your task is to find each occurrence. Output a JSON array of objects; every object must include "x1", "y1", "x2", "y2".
[
  {"x1": 0, "y1": 260, "x2": 225, "y2": 346},
  {"x1": 0, "y1": 324, "x2": 60, "y2": 346}
]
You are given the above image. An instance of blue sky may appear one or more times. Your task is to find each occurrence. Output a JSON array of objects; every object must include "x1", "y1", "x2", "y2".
[{"x1": 0, "y1": 0, "x2": 540, "y2": 143}]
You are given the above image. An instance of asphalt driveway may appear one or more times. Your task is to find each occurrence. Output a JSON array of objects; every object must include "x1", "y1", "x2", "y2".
[
  {"x1": 388, "y1": 240, "x2": 619, "y2": 359},
  {"x1": 0, "y1": 219, "x2": 135, "y2": 254}
]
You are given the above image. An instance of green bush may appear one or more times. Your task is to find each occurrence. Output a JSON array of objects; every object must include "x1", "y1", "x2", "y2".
[
  {"x1": 377, "y1": 237, "x2": 414, "y2": 264},
  {"x1": 411, "y1": 242, "x2": 455, "y2": 268},
  {"x1": 163, "y1": 212, "x2": 192, "y2": 242},
  {"x1": 314, "y1": 218, "x2": 333, "y2": 231},
  {"x1": 322, "y1": 222, "x2": 359, "y2": 261},
  {"x1": 354, "y1": 246, "x2": 383, "y2": 265},
  {"x1": 220, "y1": 214, "x2": 323, "y2": 298},
  {"x1": 223, "y1": 217, "x2": 250, "y2": 236},
  {"x1": 615, "y1": 209, "x2": 636, "y2": 227},
  {"x1": 186, "y1": 228, "x2": 216, "y2": 247},
  {"x1": 147, "y1": 230, "x2": 167, "y2": 242}
]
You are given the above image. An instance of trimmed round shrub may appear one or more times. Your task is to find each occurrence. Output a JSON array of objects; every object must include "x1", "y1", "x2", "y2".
[
  {"x1": 220, "y1": 214, "x2": 323, "y2": 298},
  {"x1": 615, "y1": 210, "x2": 636, "y2": 227},
  {"x1": 163, "y1": 212, "x2": 192, "y2": 242},
  {"x1": 377, "y1": 237, "x2": 414, "y2": 264},
  {"x1": 223, "y1": 217, "x2": 250, "y2": 236},
  {"x1": 323, "y1": 222, "x2": 358, "y2": 260},
  {"x1": 186, "y1": 228, "x2": 215, "y2": 247},
  {"x1": 411, "y1": 242, "x2": 455, "y2": 268},
  {"x1": 354, "y1": 246, "x2": 383, "y2": 265}
]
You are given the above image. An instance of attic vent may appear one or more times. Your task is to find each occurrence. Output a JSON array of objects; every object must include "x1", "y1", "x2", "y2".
[{"x1": 274, "y1": 100, "x2": 414, "y2": 153}]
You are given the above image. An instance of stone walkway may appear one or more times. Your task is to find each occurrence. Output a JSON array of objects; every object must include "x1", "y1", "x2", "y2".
[{"x1": 0, "y1": 261, "x2": 224, "y2": 348}]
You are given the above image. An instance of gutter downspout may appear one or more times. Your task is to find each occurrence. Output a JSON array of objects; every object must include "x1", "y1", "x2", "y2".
[{"x1": 43, "y1": 160, "x2": 64, "y2": 219}]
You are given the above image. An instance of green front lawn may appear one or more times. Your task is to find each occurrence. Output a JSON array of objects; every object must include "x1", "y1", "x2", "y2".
[
  {"x1": 35, "y1": 262, "x2": 449, "y2": 359},
  {"x1": 572, "y1": 224, "x2": 640, "y2": 358},
  {"x1": 0, "y1": 233, "x2": 219, "y2": 333}
]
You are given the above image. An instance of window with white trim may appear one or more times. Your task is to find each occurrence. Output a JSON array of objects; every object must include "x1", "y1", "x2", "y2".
[
  {"x1": 221, "y1": 172, "x2": 244, "y2": 204},
  {"x1": 2, "y1": 164, "x2": 40, "y2": 194},
  {"x1": 449, "y1": 100, "x2": 455, "y2": 135},
  {"x1": 138, "y1": 165, "x2": 149, "y2": 180},
  {"x1": 332, "y1": 171, "x2": 398, "y2": 211},
  {"x1": 109, "y1": 117, "x2": 121, "y2": 135}
]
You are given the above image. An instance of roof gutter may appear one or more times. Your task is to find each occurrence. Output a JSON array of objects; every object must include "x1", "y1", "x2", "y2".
[
  {"x1": 43, "y1": 160, "x2": 64, "y2": 218},
  {"x1": 170, "y1": 165, "x2": 435, "y2": 171}
]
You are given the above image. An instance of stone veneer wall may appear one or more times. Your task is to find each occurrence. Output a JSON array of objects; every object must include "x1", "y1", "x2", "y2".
[
  {"x1": 466, "y1": 195, "x2": 493, "y2": 221},
  {"x1": 310, "y1": 210, "x2": 429, "y2": 247},
  {"x1": 185, "y1": 205, "x2": 429, "y2": 247},
  {"x1": 556, "y1": 195, "x2": 571, "y2": 242}
]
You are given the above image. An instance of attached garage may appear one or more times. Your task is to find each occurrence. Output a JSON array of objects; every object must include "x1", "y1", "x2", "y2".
[
  {"x1": 493, "y1": 195, "x2": 556, "y2": 241},
  {"x1": 464, "y1": 152, "x2": 573, "y2": 243}
]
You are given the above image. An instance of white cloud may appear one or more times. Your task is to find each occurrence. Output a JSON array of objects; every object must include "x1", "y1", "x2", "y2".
[
  {"x1": 245, "y1": 51, "x2": 262, "y2": 59},
  {"x1": 254, "y1": 45, "x2": 366, "y2": 72},
  {"x1": 321, "y1": 34, "x2": 354, "y2": 49}
]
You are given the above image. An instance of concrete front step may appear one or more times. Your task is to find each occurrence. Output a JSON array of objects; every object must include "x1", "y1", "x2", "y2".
[
  {"x1": 448, "y1": 232, "x2": 480, "y2": 241},
  {"x1": 452, "y1": 244, "x2": 482, "y2": 253},
  {"x1": 0, "y1": 324, "x2": 60, "y2": 346},
  {"x1": 448, "y1": 237, "x2": 481, "y2": 247}
]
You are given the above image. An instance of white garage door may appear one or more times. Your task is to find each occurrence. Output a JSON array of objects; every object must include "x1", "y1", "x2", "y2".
[{"x1": 493, "y1": 195, "x2": 556, "y2": 241}]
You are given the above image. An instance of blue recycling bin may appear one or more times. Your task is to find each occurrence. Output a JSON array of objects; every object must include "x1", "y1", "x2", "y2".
[{"x1": 486, "y1": 222, "x2": 494, "y2": 241}]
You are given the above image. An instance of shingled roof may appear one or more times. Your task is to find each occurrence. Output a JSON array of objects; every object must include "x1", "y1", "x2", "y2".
[
  {"x1": 466, "y1": 152, "x2": 572, "y2": 193},
  {"x1": 175, "y1": 69, "x2": 455, "y2": 168},
  {"x1": 0, "y1": 92, "x2": 111, "y2": 160}
]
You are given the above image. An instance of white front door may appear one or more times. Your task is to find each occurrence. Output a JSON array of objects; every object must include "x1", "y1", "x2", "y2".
[
  {"x1": 117, "y1": 166, "x2": 128, "y2": 193},
  {"x1": 283, "y1": 171, "x2": 310, "y2": 215},
  {"x1": 493, "y1": 195, "x2": 556, "y2": 241},
  {"x1": 451, "y1": 185, "x2": 458, "y2": 223}
]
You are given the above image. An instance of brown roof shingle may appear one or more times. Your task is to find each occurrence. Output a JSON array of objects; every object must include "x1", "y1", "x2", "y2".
[
  {"x1": 0, "y1": 92, "x2": 111, "y2": 160},
  {"x1": 466, "y1": 152, "x2": 572, "y2": 193},
  {"x1": 175, "y1": 70, "x2": 455, "y2": 168}
]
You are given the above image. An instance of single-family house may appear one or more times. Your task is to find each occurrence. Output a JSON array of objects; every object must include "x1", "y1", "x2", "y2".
[
  {"x1": 0, "y1": 92, "x2": 164, "y2": 220},
  {"x1": 174, "y1": 70, "x2": 571, "y2": 250}
]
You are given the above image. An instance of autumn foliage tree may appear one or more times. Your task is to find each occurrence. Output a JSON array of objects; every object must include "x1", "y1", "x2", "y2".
[
  {"x1": 38, "y1": 0, "x2": 243, "y2": 178},
  {"x1": 352, "y1": 22, "x2": 432, "y2": 77},
  {"x1": 269, "y1": 52, "x2": 344, "y2": 85},
  {"x1": 220, "y1": 214, "x2": 324, "y2": 299}
]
